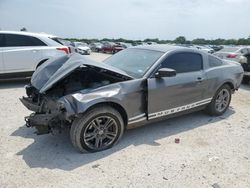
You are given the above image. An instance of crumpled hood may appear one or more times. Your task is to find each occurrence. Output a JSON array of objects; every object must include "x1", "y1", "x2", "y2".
[{"x1": 31, "y1": 53, "x2": 133, "y2": 93}]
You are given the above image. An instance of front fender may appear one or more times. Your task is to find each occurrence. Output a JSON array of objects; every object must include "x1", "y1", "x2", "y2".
[{"x1": 59, "y1": 84, "x2": 126, "y2": 118}]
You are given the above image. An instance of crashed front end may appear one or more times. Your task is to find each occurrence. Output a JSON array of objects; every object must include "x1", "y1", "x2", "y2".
[
  {"x1": 21, "y1": 85, "x2": 68, "y2": 134},
  {"x1": 20, "y1": 54, "x2": 133, "y2": 135}
]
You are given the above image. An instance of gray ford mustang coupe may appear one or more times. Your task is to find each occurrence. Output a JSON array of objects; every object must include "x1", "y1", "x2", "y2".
[{"x1": 21, "y1": 45, "x2": 244, "y2": 152}]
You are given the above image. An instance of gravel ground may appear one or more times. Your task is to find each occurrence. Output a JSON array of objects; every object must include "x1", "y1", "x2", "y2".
[{"x1": 0, "y1": 53, "x2": 250, "y2": 188}]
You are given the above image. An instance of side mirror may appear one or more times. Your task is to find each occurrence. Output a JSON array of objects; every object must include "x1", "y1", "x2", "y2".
[{"x1": 155, "y1": 68, "x2": 176, "y2": 78}]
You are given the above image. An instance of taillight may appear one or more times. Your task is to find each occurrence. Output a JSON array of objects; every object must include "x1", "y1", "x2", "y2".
[
  {"x1": 227, "y1": 54, "x2": 237, "y2": 58},
  {"x1": 56, "y1": 47, "x2": 69, "y2": 54}
]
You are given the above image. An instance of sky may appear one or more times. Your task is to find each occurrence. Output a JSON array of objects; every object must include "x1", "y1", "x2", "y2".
[{"x1": 0, "y1": 0, "x2": 249, "y2": 40}]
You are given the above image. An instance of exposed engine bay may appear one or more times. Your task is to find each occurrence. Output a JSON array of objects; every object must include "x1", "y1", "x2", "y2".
[
  {"x1": 46, "y1": 66, "x2": 129, "y2": 98},
  {"x1": 21, "y1": 65, "x2": 131, "y2": 135}
]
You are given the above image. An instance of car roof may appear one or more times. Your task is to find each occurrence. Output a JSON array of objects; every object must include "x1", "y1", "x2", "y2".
[
  {"x1": 0, "y1": 31, "x2": 58, "y2": 38},
  {"x1": 131, "y1": 44, "x2": 188, "y2": 53}
]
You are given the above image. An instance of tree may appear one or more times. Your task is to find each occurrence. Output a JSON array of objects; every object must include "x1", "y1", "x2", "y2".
[
  {"x1": 174, "y1": 36, "x2": 186, "y2": 44},
  {"x1": 61, "y1": 36, "x2": 250, "y2": 46},
  {"x1": 144, "y1": 38, "x2": 160, "y2": 43},
  {"x1": 223, "y1": 39, "x2": 237, "y2": 45},
  {"x1": 211, "y1": 38, "x2": 225, "y2": 45},
  {"x1": 192, "y1": 38, "x2": 207, "y2": 45}
]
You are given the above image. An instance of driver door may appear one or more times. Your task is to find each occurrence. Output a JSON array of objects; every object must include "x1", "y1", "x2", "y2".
[{"x1": 147, "y1": 52, "x2": 208, "y2": 120}]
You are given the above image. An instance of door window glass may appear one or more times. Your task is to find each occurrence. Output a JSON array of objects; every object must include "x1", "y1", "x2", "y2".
[
  {"x1": 5, "y1": 34, "x2": 46, "y2": 47},
  {"x1": 0, "y1": 34, "x2": 4, "y2": 47},
  {"x1": 208, "y1": 55, "x2": 223, "y2": 67},
  {"x1": 162, "y1": 52, "x2": 203, "y2": 73}
]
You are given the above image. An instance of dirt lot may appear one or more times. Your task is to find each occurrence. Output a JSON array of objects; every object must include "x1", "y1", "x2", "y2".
[{"x1": 0, "y1": 53, "x2": 250, "y2": 188}]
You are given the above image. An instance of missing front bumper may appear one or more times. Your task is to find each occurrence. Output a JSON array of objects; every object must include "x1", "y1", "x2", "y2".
[
  {"x1": 24, "y1": 113, "x2": 55, "y2": 135},
  {"x1": 20, "y1": 97, "x2": 40, "y2": 112}
]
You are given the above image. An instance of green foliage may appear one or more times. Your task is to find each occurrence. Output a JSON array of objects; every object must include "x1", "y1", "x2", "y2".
[
  {"x1": 192, "y1": 38, "x2": 208, "y2": 45},
  {"x1": 63, "y1": 36, "x2": 250, "y2": 45},
  {"x1": 174, "y1": 36, "x2": 186, "y2": 44},
  {"x1": 237, "y1": 38, "x2": 250, "y2": 45}
]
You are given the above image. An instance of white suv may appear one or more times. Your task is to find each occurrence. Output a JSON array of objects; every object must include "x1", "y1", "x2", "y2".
[{"x1": 0, "y1": 31, "x2": 72, "y2": 78}]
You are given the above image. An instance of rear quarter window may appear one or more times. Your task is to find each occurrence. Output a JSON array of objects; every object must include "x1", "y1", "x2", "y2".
[
  {"x1": 208, "y1": 55, "x2": 223, "y2": 67},
  {"x1": 162, "y1": 52, "x2": 203, "y2": 73}
]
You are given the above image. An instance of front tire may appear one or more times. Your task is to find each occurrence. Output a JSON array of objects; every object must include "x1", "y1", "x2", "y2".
[
  {"x1": 206, "y1": 84, "x2": 232, "y2": 116},
  {"x1": 70, "y1": 106, "x2": 124, "y2": 153}
]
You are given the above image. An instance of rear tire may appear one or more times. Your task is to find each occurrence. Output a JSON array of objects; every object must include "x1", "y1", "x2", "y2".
[
  {"x1": 70, "y1": 106, "x2": 124, "y2": 153},
  {"x1": 206, "y1": 84, "x2": 232, "y2": 116}
]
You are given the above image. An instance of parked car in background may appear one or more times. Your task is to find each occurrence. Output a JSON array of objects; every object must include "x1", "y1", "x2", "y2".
[
  {"x1": 51, "y1": 37, "x2": 75, "y2": 53},
  {"x1": 73, "y1": 42, "x2": 91, "y2": 55},
  {"x1": 101, "y1": 42, "x2": 125, "y2": 53},
  {"x1": 120, "y1": 42, "x2": 132, "y2": 49},
  {"x1": 214, "y1": 47, "x2": 250, "y2": 84},
  {"x1": 132, "y1": 42, "x2": 143, "y2": 46},
  {"x1": 209, "y1": 45, "x2": 223, "y2": 52},
  {"x1": 146, "y1": 42, "x2": 158, "y2": 45},
  {"x1": 193, "y1": 45, "x2": 214, "y2": 53},
  {"x1": 0, "y1": 31, "x2": 71, "y2": 79},
  {"x1": 142, "y1": 42, "x2": 150, "y2": 45},
  {"x1": 21, "y1": 45, "x2": 243, "y2": 153},
  {"x1": 89, "y1": 42, "x2": 103, "y2": 52}
]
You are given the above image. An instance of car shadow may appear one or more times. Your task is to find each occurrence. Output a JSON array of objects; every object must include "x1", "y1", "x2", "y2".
[
  {"x1": 11, "y1": 108, "x2": 235, "y2": 171},
  {"x1": 240, "y1": 84, "x2": 250, "y2": 91},
  {"x1": 0, "y1": 78, "x2": 30, "y2": 89}
]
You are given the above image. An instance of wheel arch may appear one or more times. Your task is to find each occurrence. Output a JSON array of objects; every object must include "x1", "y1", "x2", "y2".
[
  {"x1": 36, "y1": 58, "x2": 49, "y2": 69},
  {"x1": 211, "y1": 80, "x2": 235, "y2": 99},
  {"x1": 82, "y1": 102, "x2": 128, "y2": 126},
  {"x1": 221, "y1": 81, "x2": 235, "y2": 91}
]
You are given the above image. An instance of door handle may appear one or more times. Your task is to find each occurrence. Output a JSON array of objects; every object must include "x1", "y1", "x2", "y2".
[
  {"x1": 197, "y1": 77, "x2": 204, "y2": 82},
  {"x1": 32, "y1": 50, "x2": 38, "y2": 53}
]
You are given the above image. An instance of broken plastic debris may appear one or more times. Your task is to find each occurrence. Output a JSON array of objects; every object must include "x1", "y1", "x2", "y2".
[{"x1": 174, "y1": 138, "x2": 180, "y2": 143}]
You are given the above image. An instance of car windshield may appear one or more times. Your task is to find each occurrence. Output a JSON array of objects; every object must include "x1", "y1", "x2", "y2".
[{"x1": 104, "y1": 48, "x2": 164, "y2": 78}]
